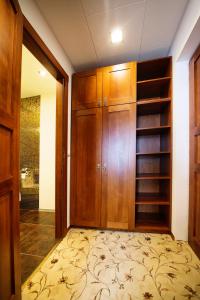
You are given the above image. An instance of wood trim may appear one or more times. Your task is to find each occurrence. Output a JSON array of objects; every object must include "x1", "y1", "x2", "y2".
[
  {"x1": 23, "y1": 17, "x2": 68, "y2": 81},
  {"x1": 189, "y1": 48, "x2": 196, "y2": 241},
  {"x1": 55, "y1": 80, "x2": 68, "y2": 237},
  {"x1": 13, "y1": 6, "x2": 23, "y2": 298},
  {"x1": 189, "y1": 43, "x2": 200, "y2": 258},
  {"x1": 22, "y1": 16, "x2": 68, "y2": 238},
  {"x1": 63, "y1": 225, "x2": 71, "y2": 236},
  {"x1": 10, "y1": 0, "x2": 20, "y2": 13}
]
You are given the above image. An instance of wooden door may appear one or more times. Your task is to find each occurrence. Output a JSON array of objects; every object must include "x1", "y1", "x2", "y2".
[
  {"x1": 0, "y1": 0, "x2": 22, "y2": 299},
  {"x1": 103, "y1": 62, "x2": 136, "y2": 106},
  {"x1": 72, "y1": 69, "x2": 102, "y2": 110},
  {"x1": 71, "y1": 108, "x2": 102, "y2": 227},
  {"x1": 189, "y1": 44, "x2": 200, "y2": 257},
  {"x1": 102, "y1": 103, "x2": 136, "y2": 230}
]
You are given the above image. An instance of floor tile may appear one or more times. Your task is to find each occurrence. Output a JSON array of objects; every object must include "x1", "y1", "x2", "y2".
[{"x1": 20, "y1": 209, "x2": 56, "y2": 283}]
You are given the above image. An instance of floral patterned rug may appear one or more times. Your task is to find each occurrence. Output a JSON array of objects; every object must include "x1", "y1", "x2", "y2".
[{"x1": 22, "y1": 228, "x2": 200, "y2": 300}]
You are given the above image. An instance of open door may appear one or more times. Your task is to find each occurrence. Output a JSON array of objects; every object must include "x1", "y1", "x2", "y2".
[{"x1": 0, "y1": 0, "x2": 22, "y2": 299}]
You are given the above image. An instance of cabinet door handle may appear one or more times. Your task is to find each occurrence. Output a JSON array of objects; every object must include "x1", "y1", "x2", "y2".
[
  {"x1": 102, "y1": 163, "x2": 107, "y2": 171},
  {"x1": 97, "y1": 163, "x2": 101, "y2": 169},
  {"x1": 104, "y1": 97, "x2": 108, "y2": 106}
]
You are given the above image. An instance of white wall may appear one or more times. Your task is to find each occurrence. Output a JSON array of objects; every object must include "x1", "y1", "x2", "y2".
[
  {"x1": 170, "y1": 0, "x2": 200, "y2": 61},
  {"x1": 39, "y1": 92, "x2": 56, "y2": 211},
  {"x1": 19, "y1": 0, "x2": 74, "y2": 226},
  {"x1": 171, "y1": 61, "x2": 189, "y2": 240},
  {"x1": 169, "y1": 0, "x2": 200, "y2": 240}
]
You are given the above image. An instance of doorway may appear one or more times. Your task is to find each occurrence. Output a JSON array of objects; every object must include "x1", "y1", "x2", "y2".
[
  {"x1": 20, "y1": 45, "x2": 57, "y2": 283},
  {"x1": 19, "y1": 17, "x2": 69, "y2": 284},
  {"x1": 0, "y1": 2, "x2": 68, "y2": 298},
  {"x1": 22, "y1": 16, "x2": 68, "y2": 239}
]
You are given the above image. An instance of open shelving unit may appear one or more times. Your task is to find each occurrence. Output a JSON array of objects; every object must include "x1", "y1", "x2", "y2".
[{"x1": 135, "y1": 57, "x2": 172, "y2": 233}]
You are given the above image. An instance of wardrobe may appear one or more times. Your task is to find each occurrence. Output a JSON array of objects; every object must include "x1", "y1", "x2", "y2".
[{"x1": 71, "y1": 57, "x2": 172, "y2": 233}]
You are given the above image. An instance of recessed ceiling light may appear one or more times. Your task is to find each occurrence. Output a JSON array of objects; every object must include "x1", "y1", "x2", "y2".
[
  {"x1": 111, "y1": 28, "x2": 123, "y2": 44},
  {"x1": 38, "y1": 70, "x2": 47, "y2": 77}
]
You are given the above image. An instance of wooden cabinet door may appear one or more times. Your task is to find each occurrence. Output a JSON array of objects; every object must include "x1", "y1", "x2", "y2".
[
  {"x1": 101, "y1": 104, "x2": 136, "y2": 230},
  {"x1": 103, "y1": 62, "x2": 136, "y2": 106},
  {"x1": 71, "y1": 108, "x2": 102, "y2": 227},
  {"x1": 189, "y1": 45, "x2": 200, "y2": 257},
  {"x1": 72, "y1": 69, "x2": 102, "y2": 110},
  {"x1": 0, "y1": 1, "x2": 22, "y2": 299}
]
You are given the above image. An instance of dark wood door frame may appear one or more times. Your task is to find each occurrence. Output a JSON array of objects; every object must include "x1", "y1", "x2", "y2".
[
  {"x1": 189, "y1": 43, "x2": 200, "y2": 258},
  {"x1": 22, "y1": 17, "x2": 68, "y2": 238}
]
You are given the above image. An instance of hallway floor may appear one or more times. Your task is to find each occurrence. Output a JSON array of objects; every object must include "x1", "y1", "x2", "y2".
[
  {"x1": 22, "y1": 228, "x2": 200, "y2": 299},
  {"x1": 20, "y1": 209, "x2": 56, "y2": 283}
]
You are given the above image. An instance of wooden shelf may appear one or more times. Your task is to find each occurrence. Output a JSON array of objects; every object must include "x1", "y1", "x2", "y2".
[
  {"x1": 136, "y1": 201, "x2": 169, "y2": 205},
  {"x1": 136, "y1": 151, "x2": 170, "y2": 156},
  {"x1": 137, "y1": 98, "x2": 171, "y2": 115},
  {"x1": 137, "y1": 76, "x2": 171, "y2": 101},
  {"x1": 136, "y1": 125, "x2": 170, "y2": 135},
  {"x1": 137, "y1": 97, "x2": 171, "y2": 104},
  {"x1": 137, "y1": 76, "x2": 171, "y2": 85},
  {"x1": 136, "y1": 173, "x2": 170, "y2": 180},
  {"x1": 137, "y1": 57, "x2": 171, "y2": 82},
  {"x1": 135, "y1": 212, "x2": 169, "y2": 232},
  {"x1": 135, "y1": 223, "x2": 170, "y2": 233},
  {"x1": 136, "y1": 193, "x2": 169, "y2": 204},
  {"x1": 135, "y1": 56, "x2": 172, "y2": 234},
  {"x1": 136, "y1": 97, "x2": 171, "y2": 105}
]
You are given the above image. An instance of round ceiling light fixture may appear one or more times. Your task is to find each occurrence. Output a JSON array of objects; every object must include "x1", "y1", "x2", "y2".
[
  {"x1": 38, "y1": 69, "x2": 47, "y2": 77},
  {"x1": 111, "y1": 28, "x2": 123, "y2": 44}
]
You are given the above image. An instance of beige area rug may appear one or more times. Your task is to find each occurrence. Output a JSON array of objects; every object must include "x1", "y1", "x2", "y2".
[{"x1": 22, "y1": 228, "x2": 200, "y2": 300}]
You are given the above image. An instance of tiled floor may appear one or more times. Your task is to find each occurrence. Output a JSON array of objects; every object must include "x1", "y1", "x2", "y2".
[{"x1": 20, "y1": 209, "x2": 56, "y2": 283}]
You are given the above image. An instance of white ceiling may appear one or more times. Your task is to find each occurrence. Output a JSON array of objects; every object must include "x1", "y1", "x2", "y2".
[
  {"x1": 21, "y1": 46, "x2": 56, "y2": 98},
  {"x1": 34, "y1": 0, "x2": 189, "y2": 71}
]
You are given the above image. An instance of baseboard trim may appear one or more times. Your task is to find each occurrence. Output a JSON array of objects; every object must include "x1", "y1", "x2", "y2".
[
  {"x1": 63, "y1": 225, "x2": 71, "y2": 236},
  {"x1": 170, "y1": 232, "x2": 175, "y2": 240}
]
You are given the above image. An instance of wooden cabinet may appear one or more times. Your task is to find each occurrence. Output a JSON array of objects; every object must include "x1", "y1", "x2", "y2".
[
  {"x1": 71, "y1": 104, "x2": 136, "y2": 230},
  {"x1": 71, "y1": 62, "x2": 137, "y2": 230},
  {"x1": 71, "y1": 58, "x2": 172, "y2": 233},
  {"x1": 101, "y1": 104, "x2": 136, "y2": 230},
  {"x1": 103, "y1": 62, "x2": 136, "y2": 106},
  {"x1": 71, "y1": 108, "x2": 102, "y2": 227},
  {"x1": 72, "y1": 69, "x2": 102, "y2": 110},
  {"x1": 72, "y1": 62, "x2": 136, "y2": 110}
]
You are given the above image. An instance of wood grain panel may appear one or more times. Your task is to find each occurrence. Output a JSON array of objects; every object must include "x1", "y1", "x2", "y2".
[
  {"x1": 194, "y1": 173, "x2": 200, "y2": 241},
  {"x1": 0, "y1": 126, "x2": 12, "y2": 181},
  {"x1": 189, "y1": 45, "x2": 200, "y2": 257},
  {"x1": 0, "y1": 1, "x2": 16, "y2": 114},
  {"x1": 71, "y1": 108, "x2": 102, "y2": 227},
  {"x1": 102, "y1": 103, "x2": 136, "y2": 230},
  {"x1": 72, "y1": 69, "x2": 102, "y2": 110},
  {"x1": 0, "y1": 1, "x2": 22, "y2": 299},
  {"x1": 103, "y1": 62, "x2": 136, "y2": 106},
  {"x1": 0, "y1": 193, "x2": 13, "y2": 300}
]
